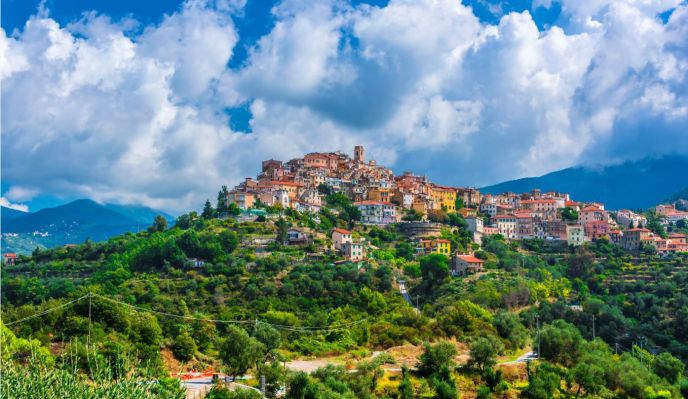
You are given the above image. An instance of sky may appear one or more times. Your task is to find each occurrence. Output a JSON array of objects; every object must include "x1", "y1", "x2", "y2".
[{"x1": 1, "y1": 0, "x2": 687, "y2": 214}]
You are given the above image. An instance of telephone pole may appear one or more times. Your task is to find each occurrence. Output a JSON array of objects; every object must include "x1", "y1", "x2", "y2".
[{"x1": 535, "y1": 314, "x2": 540, "y2": 359}]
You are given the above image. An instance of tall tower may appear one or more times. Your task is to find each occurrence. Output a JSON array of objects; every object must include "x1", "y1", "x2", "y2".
[{"x1": 354, "y1": 145, "x2": 365, "y2": 163}]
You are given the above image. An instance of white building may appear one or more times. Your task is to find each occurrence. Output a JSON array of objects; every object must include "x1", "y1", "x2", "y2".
[{"x1": 354, "y1": 201, "x2": 398, "y2": 225}]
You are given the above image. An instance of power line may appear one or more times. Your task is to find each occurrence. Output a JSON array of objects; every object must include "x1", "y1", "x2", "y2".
[
  {"x1": 3, "y1": 292, "x2": 368, "y2": 333},
  {"x1": 4, "y1": 294, "x2": 89, "y2": 326}
]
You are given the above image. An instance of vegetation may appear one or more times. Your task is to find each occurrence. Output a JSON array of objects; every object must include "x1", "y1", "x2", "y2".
[{"x1": 2, "y1": 191, "x2": 687, "y2": 398}]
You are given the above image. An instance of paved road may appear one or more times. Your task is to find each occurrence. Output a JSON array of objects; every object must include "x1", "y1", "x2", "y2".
[
  {"x1": 499, "y1": 351, "x2": 537, "y2": 365},
  {"x1": 183, "y1": 376, "x2": 263, "y2": 399}
]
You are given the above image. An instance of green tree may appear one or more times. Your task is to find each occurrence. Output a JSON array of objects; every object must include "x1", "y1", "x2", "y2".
[
  {"x1": 560, "y1": 207, "x2": 578, "y2": 221},
  {"x1": 220, "y1": 326, "x2": 266, "y2": 380},
  {"x1": 402, "y1": 209, "x2": 424, "y2": 221},
  {"x1": 538, "y1": 320, "x2": 583, "y2": 367},
  {"x1": 398, "y1": 365, "x2": 413, "y2": 399},
  {"x1": 420, "y1": 254, "x2": 450, "y2": 289},
  {"x1": 172, "y1": 330, "x2": 197, "y2": 362},
  {"x1": 275, "y1": 218, "x2": 289, "y2": 244},
  {"x1": 492, "y1": 311, "x2": 527, "y2": 350},
  {"x1": 469, "y1": 336, "x2": 503, "y2": 371},
  {"x1": 455, "y1": 197, "x2": 465, "y2": 210},
  {"x1": 417, "y1": 340, "x2": 457, "y2": 376},
  {"x1": 652, "y1": 352, "x2": 685, "y2": 384},
  {"x1": 148, "y1": 215, "x2": 168, "y2": 233},
  {"x1": 217, "y1": 185, "x2": 229, "y2": 216},
  {"x1": 202, "y1": 199, "x2": 217, "y2": 219},
  {"x1": 395, "y1": 242, "x2": 415, "y2": 261}
]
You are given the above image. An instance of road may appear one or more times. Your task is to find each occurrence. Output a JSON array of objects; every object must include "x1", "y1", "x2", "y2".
[
  {"x1": 183, "y1": 376, "x2": 263, "y2": 399},
  {"x1": 499, "y1": 351, "x2": 537, "y2": 365}
]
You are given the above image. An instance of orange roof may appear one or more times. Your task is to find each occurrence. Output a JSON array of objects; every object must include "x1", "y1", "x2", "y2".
[
  {"x1": 271, "y1": 180, "x2": 303, "y2": 187},
  {"x1": 608, "y1": 230, "x2": 622, "y2": 235},
  {"x1": 3, "y1": 253, "x2": 17, "y2": 258},
  {"x1": 354, "y1": 200, "x2": 394, "y2": 206},
  {"x1": 565, "y1": 200, "x2": 579, "y2": 206},
  {"x1": 456, "y1": 255, "x2": 483, "y2": 263},
  {"x1": 522, "y1": 199, "x2": 556, "y2": 204},
  {"x1": 580, "y1": 206, "x2": 602, "y2": 212},
  {"x1": 333, "y1": 228, "x2": 352, "y2": 235},
  {"x1": 627, "y1": 228, "x2": 651, "y2": 232}
]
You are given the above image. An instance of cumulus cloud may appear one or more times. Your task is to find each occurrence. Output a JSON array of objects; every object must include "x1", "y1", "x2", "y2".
[{"x1": 2, "y1": 0, "x2": 687, "y2": 212}]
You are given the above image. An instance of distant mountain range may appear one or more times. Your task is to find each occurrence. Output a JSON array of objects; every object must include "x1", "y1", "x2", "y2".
[
  {"x1": 482, "y1": 155, "x2": 688, "y2": 210},
  {"x1": 1, "y1": 199, "x2": 173, "y2": 255}
]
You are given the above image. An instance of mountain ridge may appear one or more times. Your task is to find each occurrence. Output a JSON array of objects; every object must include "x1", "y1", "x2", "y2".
[
  {"x1": 1, "y1": 199, "x2": 172, "y2": 254},
  {"x1": 481, "y1": 155, "x2": 688, "y2": 210}
]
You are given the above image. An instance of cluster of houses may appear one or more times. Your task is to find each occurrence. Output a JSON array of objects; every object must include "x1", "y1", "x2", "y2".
[
  {"x1": 223, "y1": 146, "x2": 688, "y2": 263},
  {"x1": 226, "y1": 146, "x2": 481, "y2": 223}
]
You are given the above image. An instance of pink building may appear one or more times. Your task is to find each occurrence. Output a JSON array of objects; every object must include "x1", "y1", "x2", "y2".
[{"x1": 332, "y1": 228, "x2": 353, "y2": 250}]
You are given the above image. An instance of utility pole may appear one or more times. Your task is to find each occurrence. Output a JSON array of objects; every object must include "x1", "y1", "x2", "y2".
[
  {"x1": 535, "y1": 314, "x2": 540, "y2": 359},
  {"x1": 88, "y1": 292, "x2": 92, "y2": 348}
]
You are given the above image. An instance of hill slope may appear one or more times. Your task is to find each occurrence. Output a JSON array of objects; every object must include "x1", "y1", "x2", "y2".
[
  {"x1": 1, "y1": 200, "x2": 171, "y2": 254},
  {"x1": 481, "y1": 155, "x2": 688, "y2": 210}
]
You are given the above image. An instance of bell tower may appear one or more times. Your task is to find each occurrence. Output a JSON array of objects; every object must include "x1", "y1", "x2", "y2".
[{"x1": 354, "y1": 145, "x2": 364, "y2": 163}]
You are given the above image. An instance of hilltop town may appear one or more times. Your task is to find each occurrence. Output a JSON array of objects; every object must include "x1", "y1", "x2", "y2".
[{"x1": 224, "y1": 146, "x2": 688, "y2": 264}]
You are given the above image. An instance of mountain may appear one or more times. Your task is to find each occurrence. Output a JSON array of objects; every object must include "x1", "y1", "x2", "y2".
[
  {"x1": 1, "y1": 199, "x2": 172, "y2": 255},
  {"x1": 1, "y1": 206, "x2": 28, "y2": 221},
  {"x1": 481, "y1": 155, "x2": 688, "y2": 210}
]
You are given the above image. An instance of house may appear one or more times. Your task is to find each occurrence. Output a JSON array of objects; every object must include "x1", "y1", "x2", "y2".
[
  {"x1": 342, "y1": 241, "x2": 366, "y2": 261},
  {"x1": 493, "y1": 214, "x2": 517, "y2": 239},
  {"x1": 457, "y1": 208, "x2": 477, "y2": 218},
  {"x1": 452, "y1": 254, "x2": 484, "y2": 276},
  {"x1": 286, "y1": 228, "x2": 311, "y2": 245},
  {"x1": 579, "y1": 205, "x2": 607, "y2": 224},
  {"x1": 620, "y1": 228, "x2": 652, "y2": 250},
  {"x1": 332, "y1": 228, "x2": 353, "y2": 250},
  {"x1": 417, "y1": 238, "x2": 451, "y2": 256},
  {"x1": 616, "y1": 210, "x2": 647, "y2": 228},
  {"x1": 3, "y1": 253, "x2": 17, "y2": 266},
  {"x1": 584, "y1": 220, "x2": 610, "y2": 240},
  {"x1": 430, "y1": 185, "x2": 457, "y2": 212},
  {"x1": 566, "y1": 225, "x2": 585, "y2": 246},
  {"x1": 354, "y1": 201, "x2": 398, "y2": 225},
  {"x1": 227, "y1": 190, "x2": 255, "y2": 210},
  {"x1": 187, "y1": 258, "x2": 205, "y2": 268}
]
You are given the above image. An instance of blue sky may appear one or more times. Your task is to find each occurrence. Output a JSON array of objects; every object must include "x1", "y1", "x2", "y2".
[{"x1": 2, "y1": 0, "x2": 687, "y2": 213}]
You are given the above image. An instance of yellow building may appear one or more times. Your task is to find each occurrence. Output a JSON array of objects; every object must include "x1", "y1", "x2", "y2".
[
  {"x1": 418, "y1": 239, "x2": 451, "y2": 256},
  {"x1": 367, "y1": 187, "x2": 391, "y2": 203},
  {"x1": 430, "y1": 185, "x2": 457, "y2": 212}
]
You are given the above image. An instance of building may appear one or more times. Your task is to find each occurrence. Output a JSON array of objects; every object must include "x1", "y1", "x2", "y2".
[
  {"x1": 417, "y1": 238, "x2": 451, "y2": 256},
  {"x1": 584, "y1": 220, "x2": 610, "y2": 240},
  {"x1": 430, "y1": 185, "x2": 457, "y2": 212},
  {"x1": 620, "y1": 228, "x2": 652, "y2": 251},
  {"x1": 342, "y1": 241, "x2": 366, "y2": 261},
  {"x1": 227, "y1": 191, "x2": 255, "y2": 210},
  {"x1": 616, "y1": 210, "x2": 647, "y2": 229},
  {"x1": 286, "y1": 228, "x2": 311, "y2": 245},
  {"x1": 566, "y1": 225, "x2": 585, "y2": 246},
  {"x1": 452, "y1": 254, "x2": 484, "y2": 276},
  {"x1": 332, "y1": 228, "x2": 353, "y2": 250},
  {"x1": 354, "y1": 201, "x2": 398, "y2": 225},
  {"x1": 3, "y1": 253, "x2": 17, "y2": 266},
  {"x1": 579, "y1": 205, "x2": 607, "y2": 224},
  {"x1": 493, "y1": 214, "x2": 517, "y2": 239}
]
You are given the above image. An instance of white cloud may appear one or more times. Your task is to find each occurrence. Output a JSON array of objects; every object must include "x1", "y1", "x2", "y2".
[
  {"x1": 2, "y1": 0, "x2": 687, "y2": 212},
  {"x1": 0, "y1": 197, "x2": 29, "y2": 212}
]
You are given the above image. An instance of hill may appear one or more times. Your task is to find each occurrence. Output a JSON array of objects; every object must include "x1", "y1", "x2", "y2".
[
  {"x1": 481, "y1": 155, "x2": 688, "y2": 210},
  {"x1": 1, "y1": 206, "x2": 28, "y2": 221},
  {"x1": 1, "y1": 199, "x2": 172, "y2": 254}
]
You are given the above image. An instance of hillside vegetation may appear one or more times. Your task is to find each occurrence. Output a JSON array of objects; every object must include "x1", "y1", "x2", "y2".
[{"x1": 2, "y1": 196, "x2": 688, "y2": 399}]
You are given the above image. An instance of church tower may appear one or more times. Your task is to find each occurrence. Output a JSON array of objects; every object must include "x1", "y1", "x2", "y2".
[{"x1": 354, "y1": 145, "x2": 365, "y2": 163}]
